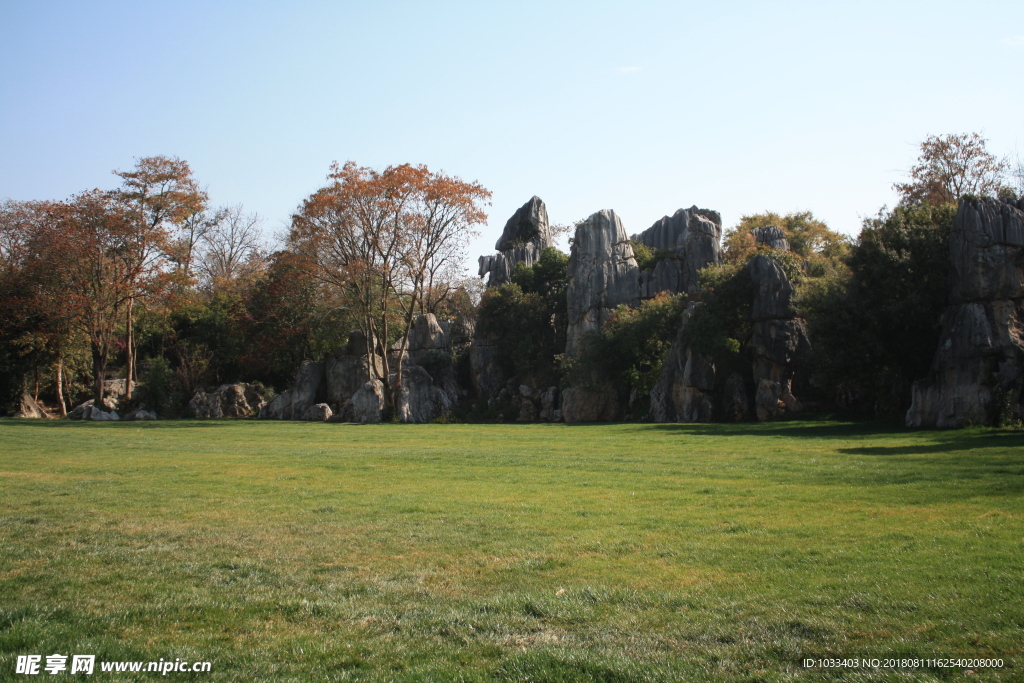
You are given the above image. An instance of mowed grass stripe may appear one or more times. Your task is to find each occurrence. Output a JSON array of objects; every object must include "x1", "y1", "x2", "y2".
[{"x1": 1, "y1": 418, "x2": 1021, "y2": 682}]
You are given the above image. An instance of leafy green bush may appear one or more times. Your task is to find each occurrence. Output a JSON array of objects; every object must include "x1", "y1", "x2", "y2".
[
  {"x1": 136, "y1": 357, "x2": 176, "y2": 417},
  {"x1": 598, "y1": 293, "x2": 687, "y2": 397},
  {"x1": 687, "y1": 262, "x2": 752, "y2": 365},
  {"x1": 559, "y1": 293, "x2": 687, "y2": 417},
  {"x1": 477, "y1": 248, "x2": 569, "y2": 387},
  {"x1": 417, "y1": 348, "x2": 453, "y2": 379},
  {"x1": 629, "y1": 240, "x2": 675, "y2": 273},
  {"x1": 802, "y1": 203, "x2": 955, "y2": 416}
]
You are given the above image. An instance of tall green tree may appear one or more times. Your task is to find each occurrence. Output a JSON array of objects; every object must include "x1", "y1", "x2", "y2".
[
  {"x1": 476, "y1": 247, "x2": 569, "y2": 388},
  {"x1": 803, "y1": 203, "x2": 956, "y2": 416}
]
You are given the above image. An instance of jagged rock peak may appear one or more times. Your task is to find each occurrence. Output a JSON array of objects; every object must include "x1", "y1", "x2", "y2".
[
  {"x1": 565, "y1": 209, "x2": 640, "y2": 357},
  {"x1": 478, "y1": 196, "x2": 553, "y2": 286},
  {"x1": 906, "y1": 196, "x2": 1024, "y2": 428},
  {"x1": 747, "y1": 254, "x2": 796, "y2": 321},
  {"x1": 752, "y1": 225, "x2": 790, "y2": 251},
  {"x1": 631, "y1": 206, "x2": 722, "y2": 251},
  {"x1": 495, "y1": 196, "x2": 552, "y2": 251},
  {"x1": 950, "y1": 196, "x2": 1024, "y2": 304}
]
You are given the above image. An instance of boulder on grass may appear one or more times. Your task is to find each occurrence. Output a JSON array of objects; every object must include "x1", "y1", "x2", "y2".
[
  {"x1": 301, "y1": 403, "x2": 333, "y2": 421},
  {"x1": 350, "y1": 380, "x2": 386, "y2": 423},
  {"x1": 68, "y1": 400, "x2": 119, "y2": 421},
  {"x1": 190, "y1": 383, "x2": 268, "y2": 419},
  {"x1": 15, "y1": 395, "x2": 49, "y2": 419}
]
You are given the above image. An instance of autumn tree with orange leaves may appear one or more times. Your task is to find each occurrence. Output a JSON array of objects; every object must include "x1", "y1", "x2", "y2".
[
  {"x1": 113, "y1": 156, "x2": 208, "y2": 399},
  {"x1": 289, "y1": 161, "x2": 490, "y2": 409}
]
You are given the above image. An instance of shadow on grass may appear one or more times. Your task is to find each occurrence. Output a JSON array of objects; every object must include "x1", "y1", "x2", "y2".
[
  {"x1": 641, "y1": 416, "x2": 1024, "y2": 449},
  {"x1": 0, "y1": 418, "x2": 237, "y2": 429},
  {"x1": 638, "y1": 416, "x2": 903, "y2": 440},
  {"x1": 839, "y1": 430, "x2": 1024, "y2": 456}
]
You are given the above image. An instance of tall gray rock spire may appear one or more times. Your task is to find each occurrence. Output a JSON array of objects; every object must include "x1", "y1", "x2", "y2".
[{"x1": 478, "y1": 196, "x2": 553, "y2": 286}]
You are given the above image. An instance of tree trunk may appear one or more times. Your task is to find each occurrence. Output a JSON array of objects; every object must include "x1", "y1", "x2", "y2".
[
  {"x1": 125, "y1": 297, "x2": 134, "y2": 400},
  {"x1": 92, "y1": 345, "x2": 107, "y2": 402},
  {"x1": 55, "y1": 355, "x2": 67, "y2": 416},
  {"x1": 391, "y1": 298, "x2": 420, "y2": 422},
  {"x1": 33, "y1": 366, "x2": 39, "y2": 402},
  {"x1": 65, "y1": 360, "x2": 74, "y2": 411}
]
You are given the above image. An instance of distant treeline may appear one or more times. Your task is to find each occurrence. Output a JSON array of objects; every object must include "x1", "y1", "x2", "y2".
[{"x1": 1, "y1": 133, "x2": 1020, "y2": 421}]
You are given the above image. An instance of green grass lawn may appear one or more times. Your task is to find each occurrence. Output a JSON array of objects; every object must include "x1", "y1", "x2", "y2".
[{"x1": 1, "y1": 418, "x2": 1022, "y2": 682}]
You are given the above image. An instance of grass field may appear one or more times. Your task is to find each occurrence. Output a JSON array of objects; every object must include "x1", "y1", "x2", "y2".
[{"x1": 1, "y1": 418, "x2": 1022, "y2": 682}]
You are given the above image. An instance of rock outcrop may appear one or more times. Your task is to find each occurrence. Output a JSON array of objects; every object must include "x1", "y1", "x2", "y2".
[
  {"x1": 469, "y1": 334, "x2": 507, "y2": 402},
  {"x1": 561, "y1": 386, "x2": 617, "y2": 423},
  {"x1": 565, "y1": 209, "x2": 640, "y2": 357},
  {"x1": 559, "y1": 209, "x2": 641, "y2": 422},
  {"x1": 15, "y1": 394, "x2": 50, "y2": 419},
  {"x1": 751, "y1": 225, "x2": 790, "y2": 251},
  {"x1": 649, "y1": 303, "x2": 726, "y2": 423},
  {"x1": 404, "y1": 313, "x2": 451, "y2": 364},
  {"x1": 68, "y1": 400, "x2": 120, "y2": 421},
  {"x1": 259, "y1": 315, "x2": 465, "y2": 423},
  {"x1": 259, "y1": 360, "x2": 326, "y2": 420},
  {"x1": 301, "y1": 403, "x2": 333, "y2": 421},
  {"x1": 326, "y1": 332, "x2": 383, "y2": 407},
  {"x1": 349, "y1": 380, "x2": 386, "y2": 423},
  {"x1": 633, "y1": 207, "x2": 723, "y2": 298},
  {"x1": 397, "y1": 365, "x2": 453, "y2": 423},
  {"x1": 190, "y1": 383, "x2": 268, "y2": 418},
  {"x1": 478, "y1": 196, "x2": 554, "y2": 286},
  {"x1": 471, "y1": 197, "x2": 538, "y2": 401},
  {"x1": 747, "y1": 255, "x2": 810, "y2": 421},
  {"x1": 650, "y1": 253, "x2": 808, "y2": 423},
  {"x1": 906, "y1": 197, "x2": 1024, "y2": 428}
]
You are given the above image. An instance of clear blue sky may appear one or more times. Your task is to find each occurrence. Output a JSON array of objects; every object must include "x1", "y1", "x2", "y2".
[{"x1": 2, "y1": 0, "x2": 1022, "y2": 266}]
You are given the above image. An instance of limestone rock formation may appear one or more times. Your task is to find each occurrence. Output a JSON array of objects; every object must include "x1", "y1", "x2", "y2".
[
  {"x1": 538, "y1": 386, "x2": 560, "y2": 421},
  {"x1": 15, "y1": 394, "x2": 50, "y2": 419},
  {"x1": 650, "y1": 254, "x2": 807, "y2": 424},
  {"x1": 259, "y1": 360, "x2": 326, "y2": 420},
  {"x1": 561, "y1": 386, "x2": 618, "y2": 423},
  {"x1": 906, "y1": 197, "x2": 1024, "y2": 428},
  {"x1": 478, "y1": 196, "x2": 554, "y2": 286},
  {"x1": 350, "y1": 380, "x2": 386, "y2": 423},
  {"x1": 68, "y1": 400, "x2": 120, "y2": 421},
  {"x1": 263, "y1": 315, "x2": 463, "y2": 423},
  {"x1": 649, "y1": 303, "x2": 725, "y2": 423},
  {"x1": 502, "y1": 384, "x2": 560, "y2": 422},
  {"x1": 632, "y1": 206, "x2": 721, "y2": 251},
  {"x1": 68, "y1": 399, "x2": 119, "y2": 420},
  {"x1": 751, "y1": 225, "x2": 790, "y2": 251},
  {"x1": 325, "y1": 354, "x2": 377, "y2": 406},
  {"x1": 123, "y1": 408, "x2": 158, "y2": 421},
  {"x1": 397, "y1": 365, "x2": 452, "y2": 423},
  {"x1": 190, "y1": 383, "x2": 268, "y2": 418},
  {"x1": 633, "y1": 207, "x2": 723, "y2": 298},
  {"x1": 404, "y1": 313, "x2": 451, "y2": 364},
  {"x1": 565, "y1": 209, "x2": 640, "y2": 357},
  {"x1": 301, "y1": 403, "x2": 333, "y2": 421},
  {"x1": 747, "y1": 255, "x2": 809, "y2": 421},
  {"x1": 469, "y1": 333, "x2": 506, "y2": 401},
  {"x1": 496, "y1": 195, "x2": 552, "y2": 251}
]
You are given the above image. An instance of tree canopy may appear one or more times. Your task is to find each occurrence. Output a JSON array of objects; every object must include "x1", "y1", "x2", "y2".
[{"x1": 894, "y1": 132, "x2": 1007, "y2": 206}]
